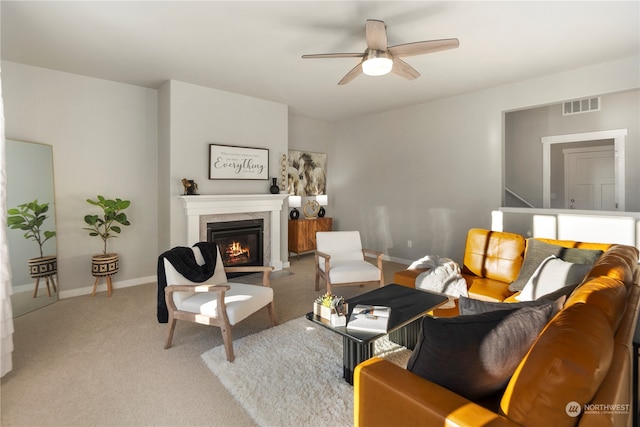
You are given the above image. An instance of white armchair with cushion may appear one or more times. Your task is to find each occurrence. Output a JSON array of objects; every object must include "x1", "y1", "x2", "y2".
[
  {"x1": 315, "y1": 231, "x2": 384, "y2": 295},
  {"x1": 158, "y1": 243, "x2": 277, "y2": 362}
]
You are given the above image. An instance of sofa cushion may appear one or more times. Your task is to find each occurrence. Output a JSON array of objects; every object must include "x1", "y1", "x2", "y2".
[
  {"x1": 510, "y1": 239, "x2": 603, "y2": 292},
  {"x1": 583, "y1": 244, "x2": 639, "y2": 286},
  {"x1": 515, "y1": 255, "x2": 591, "y2": 301},
  {"x1": 459, "y1": 295, "x2": 565, "y2": 316},
  {"x1": 463, "y1": 229, "x2": 526, "y2": 284},
  {"x1": 464, "y1": 275, "x2": 514, "y2": 302},
  {"x1": 406, "y1": 303, "x2": 555, "y2": 401},
  {"x1": 500, "y1": 303, "x2": 614, "y2": 427},
  {"x1": 565, "y1": 276, "x2": 628, "y2": 331}
]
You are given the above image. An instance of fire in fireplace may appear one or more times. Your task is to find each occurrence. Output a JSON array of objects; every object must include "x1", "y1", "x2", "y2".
[{"x1": 207, "y1": 219, "x2": 264, "y2": 275}]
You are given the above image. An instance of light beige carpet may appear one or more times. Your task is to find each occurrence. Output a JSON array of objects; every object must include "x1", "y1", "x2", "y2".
[
  {"x1": 1, "y1": 254, "x2": 408, "y2": 426},
  {"x1": 201, "y1": 317, "x2": 411, "y2": 427}
]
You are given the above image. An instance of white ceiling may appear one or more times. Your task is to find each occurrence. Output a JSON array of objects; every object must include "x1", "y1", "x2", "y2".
[{"x1": 2, "y1": 1, "x2": 639, "y2": 122}]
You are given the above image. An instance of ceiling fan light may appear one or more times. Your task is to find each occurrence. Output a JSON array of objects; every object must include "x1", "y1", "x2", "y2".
[{"x1": 362, "y1": 50, "x2": 393, "y2": 76}]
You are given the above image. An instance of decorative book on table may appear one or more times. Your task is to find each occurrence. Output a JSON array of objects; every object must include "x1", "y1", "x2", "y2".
[{"x1": 346, "y1": 305, "x2": 391, "y2": 333}]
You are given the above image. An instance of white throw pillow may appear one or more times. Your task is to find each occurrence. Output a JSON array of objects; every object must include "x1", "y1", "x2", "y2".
[{"x1": 516, "y1": 255, "x2": 591, "y2": 301}]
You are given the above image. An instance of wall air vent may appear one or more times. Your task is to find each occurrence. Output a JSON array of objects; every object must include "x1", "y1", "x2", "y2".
[{"x1": 562, "y1": 97, "x2": 601, "y2": 116}]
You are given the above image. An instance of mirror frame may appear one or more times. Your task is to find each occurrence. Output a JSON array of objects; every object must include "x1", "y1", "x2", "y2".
[{"x1": 6, "y1": 139, "x2": 59, "y2": 316}]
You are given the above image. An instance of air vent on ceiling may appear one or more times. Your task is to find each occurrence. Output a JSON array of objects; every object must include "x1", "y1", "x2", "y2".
[{"x1": 562, "y1": 97, "x2": 601, "y2": 116}]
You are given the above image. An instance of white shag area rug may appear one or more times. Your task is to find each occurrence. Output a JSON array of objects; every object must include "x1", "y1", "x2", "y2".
[{"x1": 201, "y1": 316, "x2": 411, "y2": 427}]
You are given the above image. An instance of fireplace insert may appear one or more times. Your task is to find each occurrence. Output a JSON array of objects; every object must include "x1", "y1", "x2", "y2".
[{"x1": 207, "y1": 219, "x2": 264, "y2": 277}]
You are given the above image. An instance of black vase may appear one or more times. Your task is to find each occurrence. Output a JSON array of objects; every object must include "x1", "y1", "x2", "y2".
[{"x1": 270, "y1": 178, "x2": 280, "y2": 194}]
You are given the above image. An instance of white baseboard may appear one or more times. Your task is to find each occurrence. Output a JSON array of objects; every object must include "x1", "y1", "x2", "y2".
[
  {"x1": 11, "y1": 282, "x2": 36, "y2": 294},
  {"x1": 362, "y1": 252, "x2": 411, "y2": 266},
  {"x1": 380, "y1": 254, "x2": 412, "y2": 266},
  {"x1": 59, "y1": 275, "x2": 156, "y2": 299}
]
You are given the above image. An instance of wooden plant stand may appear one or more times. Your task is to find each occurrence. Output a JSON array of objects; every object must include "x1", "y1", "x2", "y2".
[{"x1": 91, "y1": 253, "x2": 119, "y2": 297}]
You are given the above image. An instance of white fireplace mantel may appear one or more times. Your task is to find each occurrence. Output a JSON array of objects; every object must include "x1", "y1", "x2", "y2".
[{"x1": 181, "y1": 194, "x2": 288, "y2": 270}]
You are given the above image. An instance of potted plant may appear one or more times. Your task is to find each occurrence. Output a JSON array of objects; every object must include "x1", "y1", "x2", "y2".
[
  {"x1": 7, "y1": 199, "x2": 58, "y2": 293},
  {"x1": 82, "y1": 196, "x2": 131, "y2": 293}
]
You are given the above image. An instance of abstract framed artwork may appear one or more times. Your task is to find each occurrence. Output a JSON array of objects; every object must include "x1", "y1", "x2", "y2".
[
  {"x1": 287, "y1": 150, "x2": 327, "y2": 196},
  {"x1": 209, "y1": 144, "x2": 269, "y2": 180}
]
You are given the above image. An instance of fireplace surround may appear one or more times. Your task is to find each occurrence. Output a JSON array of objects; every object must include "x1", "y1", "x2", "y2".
[
  {"x1": 181, "y1": 194, "x2": 288, "y2": 270},
  {"x1": 208, "y1": 219, "x2": 264, "y2": 269}
]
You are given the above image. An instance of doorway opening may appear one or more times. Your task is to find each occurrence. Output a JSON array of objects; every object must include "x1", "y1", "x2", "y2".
[{"x1": 541, "y1": 129, "x2": 626, "y2": 211}]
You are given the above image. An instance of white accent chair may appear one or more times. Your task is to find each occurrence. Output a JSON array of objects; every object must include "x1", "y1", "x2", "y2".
[
  {"x1": 315, "y1": 231, "x2": 384, "y2": 295},
  {"x1": 163, "y1": 246, "x2": 277, "y2": 362}
]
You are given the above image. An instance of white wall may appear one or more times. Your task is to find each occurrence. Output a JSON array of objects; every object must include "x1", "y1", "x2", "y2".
[
  {"x1": 330, "y1": 56, "x2": 640, "y2": 265},
  {"x1": 2, "y1": 61, "x2": 158, "y2": 296},
  {"x1": 158, "y1": 80, "x2": 289, "y2": 262}
]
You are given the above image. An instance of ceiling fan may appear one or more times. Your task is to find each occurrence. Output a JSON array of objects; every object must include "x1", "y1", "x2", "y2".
[{"x1": 302, "y1": 19, "x2": 459, "y2": 85}]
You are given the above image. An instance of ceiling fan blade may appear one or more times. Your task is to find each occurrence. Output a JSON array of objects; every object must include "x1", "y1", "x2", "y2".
[
  {"x1": 388, "y1": 38, "x2": 459, "y2": 58},
  {"x1": 302, "y1": 53, "x2": 365, "y2": 59},
  {"x1": 392, "y1": 58, "x2": 420, "y2": 80},
  {"x1": 338, "y1": 63, "x2": 363, "y2": 85},
  {"x1": 365, "y1": 19, "x2": 387, "y2": 51}
]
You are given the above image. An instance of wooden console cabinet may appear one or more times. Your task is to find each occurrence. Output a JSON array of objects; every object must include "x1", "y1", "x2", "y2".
[{"x1": 288, "y1": 217, "x2": 332, "y2": 258}]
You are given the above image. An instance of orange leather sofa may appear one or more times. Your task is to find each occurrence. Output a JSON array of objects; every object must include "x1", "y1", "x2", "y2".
[{"x1": 355, "y1": 229, "x2": 640, "y2": 427}]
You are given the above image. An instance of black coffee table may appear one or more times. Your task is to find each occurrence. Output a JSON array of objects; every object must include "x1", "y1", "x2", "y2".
[{"x1": 305, "y1": 284, "x2": 448, "y2": 384}]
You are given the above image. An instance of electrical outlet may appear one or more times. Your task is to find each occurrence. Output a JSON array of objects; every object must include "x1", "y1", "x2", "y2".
[{"x1": 407, "y1": 240, "x2": 412, "y2": 248}]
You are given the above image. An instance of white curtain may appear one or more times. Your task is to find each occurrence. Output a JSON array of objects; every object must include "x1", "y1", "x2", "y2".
[{"x1": 0, "y1": 67, "x2": 15, "y2": 377}]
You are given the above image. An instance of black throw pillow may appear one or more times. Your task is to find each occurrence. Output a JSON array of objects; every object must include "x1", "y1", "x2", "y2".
[
  {"x1": 406, "y1": 303, "x2": 555, "y2": 400},
  {"x1": 458, "y1": 295, "x2": 565, "y2": 316}
]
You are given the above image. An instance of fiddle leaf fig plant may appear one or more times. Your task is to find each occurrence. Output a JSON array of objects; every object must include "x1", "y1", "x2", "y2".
[
  {"x1": 83, "y1": 195, "x2": 131, "y2": 255},
  {"x1": 7, "y1": 199, "x2": 56, "y2": 258}
]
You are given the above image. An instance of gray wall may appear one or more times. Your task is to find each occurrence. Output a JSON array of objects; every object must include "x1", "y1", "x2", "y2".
[
  {"x1": 3, "y1": 61, "x2": 159, "y2": 297},
  {"x1": 327, "y1": 57, "x2": 639, "y2": 265},
  {"x1": 157, "y1": 80, "x2": 289, "y2": 262},
  {"x1": 505, "y1": 89, "x2": 640, "y2": 211}
]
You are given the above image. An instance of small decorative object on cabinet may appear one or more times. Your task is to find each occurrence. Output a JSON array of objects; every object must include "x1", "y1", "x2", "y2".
[
  {"x1": 316, "y1": 195, "x2": 328, "y2": 217},
  {"x1": 82, "y1": 195, "x2": 131, "y2": 297},
  {"x1": 288, "y1": 217, "x2": 332, "y2": 259},
  {"x1": 289, "y1": 195, "x2": 302, "y2": 220}
]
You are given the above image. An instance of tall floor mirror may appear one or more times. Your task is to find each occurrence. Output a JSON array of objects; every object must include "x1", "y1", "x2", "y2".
[{"x1": 6, "y1": 140, "x2": 58, "y2": 317}]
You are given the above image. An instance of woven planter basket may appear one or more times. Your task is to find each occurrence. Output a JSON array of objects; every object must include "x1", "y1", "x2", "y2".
[
  {"x1": 28, "y1": 256, "x2": 57, "y2": 278},
  {"x1": 91, "y1": 253, "x2": 119, "y2": 277}
]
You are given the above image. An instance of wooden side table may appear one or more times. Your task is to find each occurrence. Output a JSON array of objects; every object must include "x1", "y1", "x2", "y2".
[{"x1": 288, "y1": 217, "x2": 332, "y2": 259}]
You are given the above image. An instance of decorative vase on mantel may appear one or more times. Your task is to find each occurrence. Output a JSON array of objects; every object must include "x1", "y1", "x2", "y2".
[{"x1": 269, "y1": 177, "x2": 280, "y2": 194}]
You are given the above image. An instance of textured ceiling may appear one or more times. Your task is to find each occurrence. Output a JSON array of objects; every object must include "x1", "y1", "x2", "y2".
[{"x1": 2, "y1": 1, "x2": 639, "y2": 121}]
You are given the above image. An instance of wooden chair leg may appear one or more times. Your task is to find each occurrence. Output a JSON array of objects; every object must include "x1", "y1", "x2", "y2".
[
  {"x1": 315, "y1": 269, "x2": 320, "y2": 291},
  {"x1": 267, "y1": 302, "x2": 278, "y2": 326},
  {"x1": 164, "y1": 318, "x2": 177, "y2": 349},
  {"x1": 33, "y1": 278, "x2": 40, "y2": 298},
  {"x1": 220, "y1": 324, "x2": 235, "y2": 362}
]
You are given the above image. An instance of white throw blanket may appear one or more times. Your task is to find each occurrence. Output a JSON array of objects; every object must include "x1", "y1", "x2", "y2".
[{"x1": 409, "y1": 255, "x2": 468, "y2": 309}]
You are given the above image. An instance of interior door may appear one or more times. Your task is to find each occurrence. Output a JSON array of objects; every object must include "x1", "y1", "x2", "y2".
[{"x1": 564, "y1": 146, "x2": 615, "y2": 210}]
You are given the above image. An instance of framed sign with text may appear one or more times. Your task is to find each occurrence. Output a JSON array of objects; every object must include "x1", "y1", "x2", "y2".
[{"x1": 209, "y1": 144, "x2": 269, "y2": 180}]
